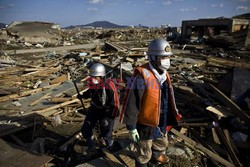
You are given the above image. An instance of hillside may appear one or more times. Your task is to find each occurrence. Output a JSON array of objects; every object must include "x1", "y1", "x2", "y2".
[{"x1": 65, "y1": 21, "x2": 126, "y2": 29}]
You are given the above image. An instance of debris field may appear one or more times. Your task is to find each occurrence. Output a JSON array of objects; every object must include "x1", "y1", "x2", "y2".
[{"x1": 0, "y1": 18, "x2": 250, "y2": 167}]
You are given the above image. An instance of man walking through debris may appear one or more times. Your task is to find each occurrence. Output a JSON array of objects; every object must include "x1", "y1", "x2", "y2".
[
  {"x1": 77, "y1": 63, "x2": 120, "y2": 156},
  {"x1": 120, "y1": 39, "x2": 182, "y2": 166}
]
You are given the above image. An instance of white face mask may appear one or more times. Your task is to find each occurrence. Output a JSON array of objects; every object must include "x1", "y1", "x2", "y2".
[
  {"x1": 159, "y1": 58, "x2": 170, "y2": 71},
  {"x1": 92, "y1": 78, "x2": 99, "y2": 84}
]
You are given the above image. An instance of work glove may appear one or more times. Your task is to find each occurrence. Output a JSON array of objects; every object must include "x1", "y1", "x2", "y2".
[{"x1": 129, "y1": 129, "x2": 140, "y2": 143}]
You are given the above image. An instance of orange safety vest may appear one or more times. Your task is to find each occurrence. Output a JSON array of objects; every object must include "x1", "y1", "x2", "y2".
[{"x1": 120, "y1": 63, "x2": 179, "y2": 127}]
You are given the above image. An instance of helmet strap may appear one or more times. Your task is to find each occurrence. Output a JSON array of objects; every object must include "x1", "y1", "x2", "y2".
[
  {"x1": 150, "y1": 57, "x2": 164, "y2": 75},
  {"x1": 149, "y1": 55, "x2": 157, "y2": 61}
]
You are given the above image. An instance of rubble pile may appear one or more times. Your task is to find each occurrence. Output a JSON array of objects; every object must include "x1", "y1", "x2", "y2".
[
  {"x1": 0, "y1": 26, "x2": 166, "y2": 51},
  {"x1": 0, "y1": 26, "x2": 250, "y2": 167},
  {"x1": 207, "y1": 29, "x2": 248, "y2": 49},
  {"x1": 62, "y1": 28, "x2": 166, "y2": 44}
]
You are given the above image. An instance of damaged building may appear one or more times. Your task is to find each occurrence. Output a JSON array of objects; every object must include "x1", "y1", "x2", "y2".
[
  {"x1": 181, "y1": 17, "x2": 250, "y2": 38},
  {"x1": 6, "y1": 21, "x2": 62, "y2": 46},
  {"x1": 181, "y1": 17, "x2": 250, "y2": 49}
]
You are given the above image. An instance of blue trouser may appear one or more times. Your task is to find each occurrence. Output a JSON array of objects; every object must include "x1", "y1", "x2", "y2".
[{"x1": 81, "y1": 106, "x2": 115, "y2": 148}]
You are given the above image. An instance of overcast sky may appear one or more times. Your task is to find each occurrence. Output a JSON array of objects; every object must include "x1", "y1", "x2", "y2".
[{"x1": 0, "y1": 0, "x2": 249, "y2": 27}]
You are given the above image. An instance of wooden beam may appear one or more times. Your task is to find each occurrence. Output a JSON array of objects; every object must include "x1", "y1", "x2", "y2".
[
  {"x1": 207, "y1": 57, "x2": 250, "y2": 70},
  {"x1": 102, "y1": 148, "x2": 125, "y2": 167},
  {"x1": 0, "y1": 139, "x2": 52, "y2": 167},
  {"x1": 59, "y1": 132, "x2": 81, "y2": 151},
  {"x1": 0, "y1": 121, "x2": 43, "y2": 137},
  {"x1": 223, "y1": 129, "x2": 239, "y2": 154},
  {"x1": 215, "y1": 128, "x2": 242, "y2": 167},
  {"x1": 50, "y1": 97, "x2": 73, "y2": 103},
  {"x1": 29, "y1": 92, "x2": 51, "y2": 107},
  {"x1": 19, "y1": 88, "x2": 43, "y2": 97},
  {"x1": 209, "y1": 84, "x2": 250, "y2": 126},
  {"x1": 189, "y1": 128, "x2": 221, "y2": 166},
  {"x1": 178, "y1": 122, "x2": 209, "y2": 127},
  {"x1": 0, "y1": 94, "x2": 19, "y2": 102},
  {"x1": 119, "y1": 151, "x2": 135, "y2": 167},
  {"x1": 170, "y1": 128, "x2": 235, "y2": 167},
  {"x1": 212, "y1": 128, "x2": 221, "y2": 145},
  {"x1": 206, "y1": 106, "x2": 233, "y2": 118},
  {"x1": 34, "y1": 98, "x2": 80, "y2": 115}
]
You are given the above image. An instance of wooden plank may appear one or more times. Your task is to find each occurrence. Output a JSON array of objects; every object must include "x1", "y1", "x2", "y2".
[
  {"x1": 34, "y1": 98, "x2": 80, "y2": 115},
  {"x1": 209, "y1": 84, "x2": 250, "y2": 126},
  {"x1": 102, "y1": 148, "x2": 125, "y2": 167},
  {"x1": 170, "y1": 128, "x2": 235, "y2": 167},
  {"x1": 212, "y1": 128, "x2": 221, "y2": 145},
  {"x1": 4, "y1": 43, "x2": 103, "y2": 55},
  {"x1": 178, "y1": 122, "x2": 209, "y2": 127},
  {"x1": 119, "y1": 151, "x2": 135, "y2": 167},
  {"x1": 0, "y1": 93, "x2": 19, "y2": 102},
  {"x1": 215, "y1": 128, "x2": 242, "y2": 167},
  {"x1": 50, "y1": 97, "x2": 73, "y2": 103},
  {"x1": 207, "y1": 57, "x2": 250, "y2": 70},
  {"x1": 50, "y1": 75, "x2": 68, "y2": 84},
  {"x1": 24, "y1": 67, "x2": 46, "y2": 72},
  {"x1": 62, "y1": 117, "x2": 84, "y2": 122},
  {"x1": 0, "y1": 121, "x2": 43, "y2": 137},
  {"x1": 182, "y1": 75, "x2": 214, "y2": 101},
  {"x1": 59, "y1": 132, "x2": 81, "y2": 151},
  {"x1": 189, "y1": 129, "x2": 221, "y2": 166},
  {"x1": 0, "y1": 139, "x2": 52, "y2": 167},
  {"x1": 19, "y1": 88, "x2": 43, "y2": 97},
  {"x1": 21, "y1": 70, "x2": 41, "y2": 76},
  {"x1": 0, "y1": 89, "x2": 11, "y2": 95},
  {"x1": 29, "y1": 92, "x2": 51, "y2": 107},
  {"x1": 206, "y1": 106, "x2": 233, "y2": 118},
  {"x1": 223, "y1": 129, "x2": 239, "y2": 154},
  {"x1": 72, "y1": 88, "x2": 89, "y2": 98},
  {"x1": 42, "y1": 82, "x2": 61, "y2": 89}
]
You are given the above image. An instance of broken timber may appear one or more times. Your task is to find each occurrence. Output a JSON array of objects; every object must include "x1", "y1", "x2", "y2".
[
  {"x1": 101, "y1": 148, "x2": 125, "y2": 167},
  {"x1": 105, "y1": 42, "x2": 129, "y2": 52},
  {"x1": 209, "y1": 84, "x2": 250, "y2": 126},
  {"x1": 0, "y1": 139, "x2": 52, "y2": 167},
  {"x1": 4, "y1": 43, "x2": 105, "y2": 55},
  {"x1": 170, "y1": 128, "x2": 235, "y2": 167}
]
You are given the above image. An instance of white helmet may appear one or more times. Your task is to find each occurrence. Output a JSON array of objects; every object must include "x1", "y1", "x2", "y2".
[
  {"x1": 89, "y1": 63, "x2": 106, "y2": 77},
  {"x1": 148, "y1": 39, "x2": 173, "y2": 57}
]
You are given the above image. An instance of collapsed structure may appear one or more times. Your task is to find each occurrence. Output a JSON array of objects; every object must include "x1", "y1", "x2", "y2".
[
  {"x1": 0, "y1": 15, "x2": 250, "y2": 167},
  {"x1": 181, "y1": 16, "x2": 250, "y2": 50},
  {"x1": 6, "y1": 21, "x2": 61, "y2": 46}
]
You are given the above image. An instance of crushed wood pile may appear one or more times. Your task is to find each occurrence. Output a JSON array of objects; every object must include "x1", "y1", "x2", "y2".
[{"x1": 0, "y1": 29, "x2": 250, "y2": 167}]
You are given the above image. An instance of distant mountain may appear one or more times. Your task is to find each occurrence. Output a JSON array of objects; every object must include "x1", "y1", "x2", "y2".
[
  {"x1": 84, "y1": 21, "x2": 126, "y2": 28},
  {"x1": 65, "y1": 21, "x2": 127, "y2": 29},
  {"x1": 0, "y1": 23, "x2": 6, "y2": 28}
]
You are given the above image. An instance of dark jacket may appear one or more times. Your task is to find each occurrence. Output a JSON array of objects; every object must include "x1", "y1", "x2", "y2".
[{"x1": 81, "y1": 80, "x2": 119, "y2": 118}]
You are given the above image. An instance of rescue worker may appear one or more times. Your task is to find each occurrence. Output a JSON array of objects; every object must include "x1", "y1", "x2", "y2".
[
  {"x1": 77, "y1": 63, "x2": 120, "y2": 155},
  {"x1": 120, "y1": 39, "x2": 182, "y2": 167}
]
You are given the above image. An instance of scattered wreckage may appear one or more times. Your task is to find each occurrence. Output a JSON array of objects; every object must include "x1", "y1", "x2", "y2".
[{"x1": 0, "y1": 23, "x2": 250, "y2": 167}]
